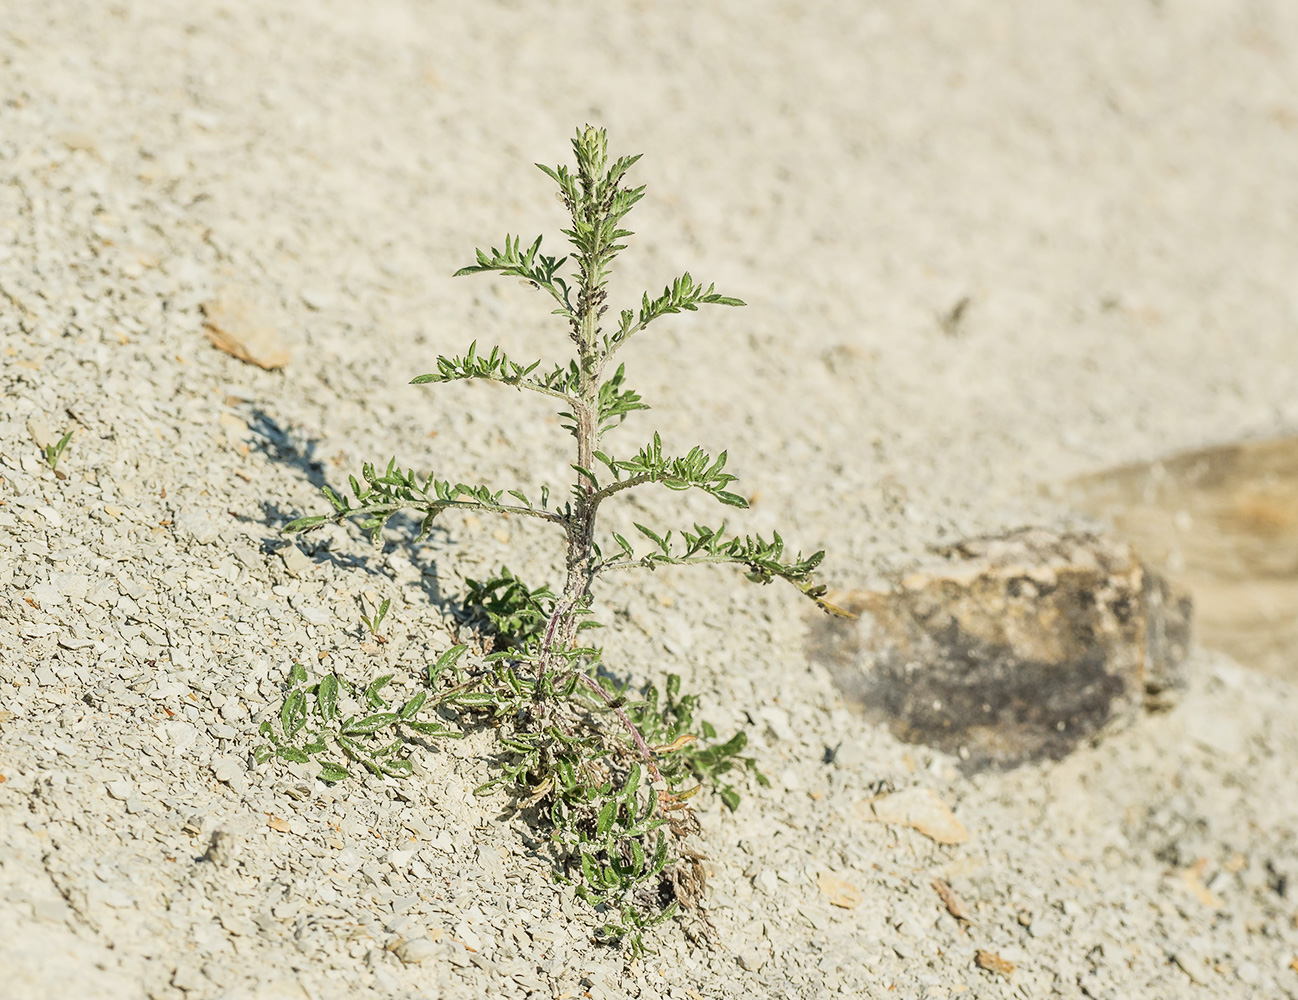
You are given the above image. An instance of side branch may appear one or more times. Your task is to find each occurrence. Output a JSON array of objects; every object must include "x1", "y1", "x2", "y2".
[
  {"x1": 411, "y1": 342, "x2": 580, "y2": 405},
  {"x1": 588, "y1": 473, "x2": 652, "y2": 506},
  {"x1": 285, "y1": 460, "x2": 566, "y2": 542},
  {"x1": 593, "y1": 523, "x2": 855, "y2": 618}
]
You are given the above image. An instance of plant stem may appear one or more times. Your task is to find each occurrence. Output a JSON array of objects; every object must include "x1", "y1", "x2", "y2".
[
  {"x1": 576, "y1": 673, "x2": 664, "y2": 784},
  {"x1": 538, "y1": 136, "x2": 621, "y2": 687}
]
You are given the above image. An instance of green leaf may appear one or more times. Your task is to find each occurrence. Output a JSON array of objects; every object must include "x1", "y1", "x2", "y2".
[
  {"x1": 316, "y1": 674, "x2": 339, "y2": 723},
  {"x1": 284, "y1": 515, "x2": 330, "y2": 532},
  {"x1": 403, "y1": 720, "x2": 460, "y2": 737},
  {"x1": 400, "y1": 691, "x2": 427, "y2": 719},
  {"x1": 318, "y1": 761, "x2": 350, "y2": 782},
  {"x1": 580, "y1": 852, "x2": 602, "y2": 888},
  {"x1": 429, "y1": 644, "x2": 467, "y2": 685},
  {"x1": 281, "y1": 690, "x2": 307, "y2": 738},
  {"x1": 596, "y1": 800, "x2": 617, "y2": 837},
  {"x1": 365, "y1": 674, "x2": 393, "y2": 710},
  {"x1": 342, "y1": 712, "x2": 399, "y2": 735},
  {"x1": 381, "y1": 758, "x2": 414, "y2": 779},
  {"x1": 289, "y1": 662, "x2": 308, "y2": 685},
  {"x1": 718, "y1": 786, "x2": 740, "y2": 811}
]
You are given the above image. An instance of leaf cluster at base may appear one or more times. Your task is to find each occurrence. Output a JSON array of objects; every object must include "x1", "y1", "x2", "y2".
[{"x1": 255, "y1": 586, "x2": 764, "y2": 954}]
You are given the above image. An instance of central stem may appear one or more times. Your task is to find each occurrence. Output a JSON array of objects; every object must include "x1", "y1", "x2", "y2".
[{"x1": 539, "y1": 257, "x2": 603, "y2": 683}]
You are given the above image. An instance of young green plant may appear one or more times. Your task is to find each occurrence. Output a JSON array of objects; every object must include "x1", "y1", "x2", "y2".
[
  {"x1": 283, "y1": 127, "x2": 842, "y2": 948},
  {"x1": 43, "y1": 430, "x2": 72, "y2": 473}
]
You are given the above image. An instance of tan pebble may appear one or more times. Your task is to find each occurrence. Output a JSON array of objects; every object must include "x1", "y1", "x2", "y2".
[{"x1": 865, "y1": 786, "x2": 970, "y2": 845}]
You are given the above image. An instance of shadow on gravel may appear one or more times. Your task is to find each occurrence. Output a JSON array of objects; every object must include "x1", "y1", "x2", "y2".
[
  {"x1": 241, "y1": 406, "x2": 457, "y2": 613},
  {"x1": 245, "y1": 407, "x2": 330, "y2": 490}
]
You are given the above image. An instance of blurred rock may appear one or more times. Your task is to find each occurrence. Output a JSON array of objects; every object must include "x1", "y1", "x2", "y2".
[
  {"x1": 202, "y1": 286, "x2": 291, "y2": 370},
  {"x1": 1067, "y1": 434, "x2": 1298, "y2": 677},
  {"x1": 809, "y1": 528, "x2": 1191, "y2": 771},
  {"x1": 863, "y1": 787, "x2": 969, "y2": 844}
]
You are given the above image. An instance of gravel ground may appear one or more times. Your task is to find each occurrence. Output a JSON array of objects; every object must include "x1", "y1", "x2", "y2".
[{"x1": 3, "y1": 2, "x2": 1298, "y2": 998}]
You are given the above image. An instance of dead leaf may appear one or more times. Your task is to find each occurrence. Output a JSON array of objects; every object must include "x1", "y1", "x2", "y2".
[
  {"x1": 975, "y1": 949, "x2": 1015, "y2": 978},
  {"x1": 864, "y1": 787, "x2": 970, "y2": 845},
  {"x1": 1289, "y1": 956, "x2": 1298, "y2": 974},
  {"x1": 202, "y1": 287, "x2": 291, "y2": 369},
  {"x1": 933, "y1": 878, "x2": 972, "y2": 921},
  {"x1": 267, "y1": 815, "x2": 291, "y2": 833},
  {"x1": 1180, "y1": 858, "x2": 1224, "y2": 909},
  {"x1": 816, "y1": 872, "x2": 862, "y2": 909}
]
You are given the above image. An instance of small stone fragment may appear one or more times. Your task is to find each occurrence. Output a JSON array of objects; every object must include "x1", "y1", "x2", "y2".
[
  {"x1": 866, "y1": 787, "x2": 969, "y2": 845},
  {"x1": 817, "y1": 872, "x2": 863, "y2": 909},
  {"x1": 212, "y1": 757, "x2": 242, "y2": 784},
  {"x1": 1180, "y1": 859, "x2": 1224, "y2": 909},
  {"x1": 26, "y1": 417, "x2": 54, "y2": 450},
  {"x1": 106, "y1": 777, "x2": 133, "y2": 801},
  {"x1": 393, "y1": 936, "x2": 439, "y2": 965},
  {"x1": 280, "y1": 545, "x2": 312, "y2": 578},
  {"x1": 202, "y1": 287, "x2": 291, "y2": 369},
  {"x1": 754, "y1": 869, "x2": 779, "y2": 895},
  {"x1": 172, "y1": 962, "x2": 207, "y2": 992},
  {"x1": 173, "y1": 508, "x2": 222, "y2": 545},
  {"x1": 267, "y1": 815, "x2": 292, "y2": 833},
  {"x1": 933, "y1": 878, "x2": 972, "y2": 921},
  {"x1": 299, "y1": 287, "x2": 333, "y2": 311},
  {"x1": 1171, "y1": 950, "x2": 1210, "y2": 985},
  {"x1": 976, "y1": 949, "x2": 1015, "y2": 978},
  {"x1": 59, "y1": 131, "x2": 99, "y2": 153},
  {"x1": 203, "y1": 830, "x2": 240, "y2": 866},
  {"x1": 297, "y1": 605, "x2": 331, "y2": 626},
  {"x1": 737, "y1": 947, "x2": 767, "y2": 972}
]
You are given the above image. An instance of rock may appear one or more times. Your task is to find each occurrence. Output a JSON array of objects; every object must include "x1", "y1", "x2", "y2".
[
  {"x1": 393, "y1": 936, "x2": 439, "y2": 965},
  {"x1": 280, "y1": 545, "x2": 312, "y2": 578},
  {"x1": 201, "y1": 286, "x2": 292, "y2": 369},
  {"x1": 106, "y1": 777, "x2": 133, "y2": 801},
  {"x1": 816, "y1": 872, "x2": 863, "y2": 909},
  {"x1": 932, "y1": 878, "x2": 972, "y2": 921},
  {"x1": 49, "y1": 572, "x2": 89, "y2": 602},
  {"x1": 173, "y1": 508, "x2": 222, "y2": 545},
  {"x1": 212, "y1": 757, "x2": 243, "y2": 784},
  {"x1": 26, "y1": 417, "x2": 55, "y2": 450},
  {"x1": 297, "y1": 605, "x2": 331, "y2": 626},
  {"x1": 203, "y1": 830, "x2": 241, "y2": 866},
  {"x1": 172, "y1": 962, "x2": 207, "y2": 992},
  {"x1": 808, "y1": 528, "x2": 1191, "y2": 771},
  {"x1": 736, "y1": 947, "x2": 767, "y2": 972},
  {"x1": 865, "y1": 787, "x2": 969, "y2": 845},
  {"x1": 299, "y1": 287, "x2": 333, "y2": 311},
  {"x1": 1170, "y1": 949, "x2": 1211, "y2": 985},
  {"x1": 1067, "y1": 433, "x2": 1298, "y2": 677},
  {"x1": 754, "y1": 869, "x2": 779, "y2": 895},
  {"x1": 975, "y1": 949, "x2": 1015, "y2": 978}
]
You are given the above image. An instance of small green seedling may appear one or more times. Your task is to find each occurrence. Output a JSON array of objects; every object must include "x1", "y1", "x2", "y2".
[
  {"x1": 278, "y1": 127, "x2": 844, "y2": 951},
  {"x1": 359, "y1": 596, "x2": 391, "y2": 643},
  {"x1": 43, "y1": 430, "x2": 73, "y2": 473}
]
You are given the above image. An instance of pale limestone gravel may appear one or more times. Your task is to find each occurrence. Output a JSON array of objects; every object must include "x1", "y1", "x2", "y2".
[{"x1": 3, "y1": 2, "x2": 1298, "y2": 999}]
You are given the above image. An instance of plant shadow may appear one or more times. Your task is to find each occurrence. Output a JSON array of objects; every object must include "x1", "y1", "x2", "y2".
[{"x1": 240, "y1": 405, "x2": 457, "y2": 613}]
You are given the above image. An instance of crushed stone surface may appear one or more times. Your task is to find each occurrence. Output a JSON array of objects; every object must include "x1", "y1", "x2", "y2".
[{"x1": 3, "y1": 2, "x2": 1298, "y2": 998}]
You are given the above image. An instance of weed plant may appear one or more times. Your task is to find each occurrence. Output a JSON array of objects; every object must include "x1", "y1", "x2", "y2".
[
  {"x1": 267, "y1": 127, "x2": 840, "y2": 950},
  {"x1": 42, "y1": 430, "x2": 72, "y2": 474}
]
